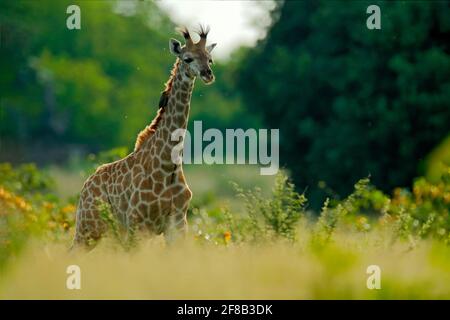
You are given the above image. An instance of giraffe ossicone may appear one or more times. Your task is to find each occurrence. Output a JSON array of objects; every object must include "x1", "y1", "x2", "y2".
[{"x1": 72, "y1": 26, "x2": 217, "y2": 248}]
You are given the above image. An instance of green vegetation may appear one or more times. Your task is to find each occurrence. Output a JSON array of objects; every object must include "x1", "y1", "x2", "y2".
[
  {"x1": 1, "y1": 162, "x2": 449, "y2": 298},
  {"x1": 0, "y1": 0, "x2": 253, "y2": 152},
  {"x1": 2, "y1": 0, "x2": 449, "y2": 205},
  {"x1": 238, "y1": 1, "x2": 450, "y2": 207}
]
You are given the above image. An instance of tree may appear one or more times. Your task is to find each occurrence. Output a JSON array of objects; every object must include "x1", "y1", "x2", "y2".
[
  {"x1": 238, "y1": 1, "x2": 450, "y2": 208},
  {"x1": 1, "y1": 0, "x2": 254, "y2": 162}
]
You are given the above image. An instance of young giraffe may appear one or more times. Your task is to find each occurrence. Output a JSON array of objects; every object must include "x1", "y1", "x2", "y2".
[{"x1": 72, "y1": 26, "x2": 216, "y2": 247}]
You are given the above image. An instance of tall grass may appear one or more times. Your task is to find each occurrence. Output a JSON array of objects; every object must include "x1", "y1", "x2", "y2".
[
  {"x1": 0, "y1": 158, "x2": 449, "y2": 299},
  {"x1": 0, "y1": 238, "x2": 448, "y2": 299}
]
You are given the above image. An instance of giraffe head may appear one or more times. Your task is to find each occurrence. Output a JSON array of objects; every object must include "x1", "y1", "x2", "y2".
[{"x1": 169, "y1": 26, "x2": 217, "y2": 85}]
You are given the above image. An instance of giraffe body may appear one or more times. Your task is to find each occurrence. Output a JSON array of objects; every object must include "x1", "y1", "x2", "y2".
[{"x1": 73, "y1": 27, "x2": 216, "y2": 247}]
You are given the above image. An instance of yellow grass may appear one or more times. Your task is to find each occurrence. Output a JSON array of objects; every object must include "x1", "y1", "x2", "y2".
[{"x1": 1, "y1": 234, "x2": 449, "y2": 300}]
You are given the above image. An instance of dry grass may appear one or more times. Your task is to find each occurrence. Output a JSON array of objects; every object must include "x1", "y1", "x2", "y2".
[{"x1": 1, "y1": 234, "x2": 448, "y2": 300}]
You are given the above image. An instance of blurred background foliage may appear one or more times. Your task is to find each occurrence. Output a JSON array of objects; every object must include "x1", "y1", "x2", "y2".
[
  {"x1": 0, "y1": 0, "x2": 255, "y2": 162},
  {"x1": 1, "y1": 0, "x2": 449, "y2": 208},
  {"x1": 238, "y1": 1, "x2": 450, "y2": 207}
]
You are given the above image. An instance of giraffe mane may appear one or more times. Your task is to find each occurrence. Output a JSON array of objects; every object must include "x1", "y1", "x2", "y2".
[{"x1": 134, "y1": 59, "x2": 180, "y2": 151}]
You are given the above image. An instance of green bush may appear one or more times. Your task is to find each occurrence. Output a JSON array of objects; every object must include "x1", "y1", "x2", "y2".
[
  {"x1": 0, "y1": 163, "x2": 55, "y2": 195},
  {"x1": 192, "y1": 169, "x2": 450, "y2": 247},
  {"x1": 0, "y1": 163, "x2": 75, "y2": 270},
  {"x1": 389, "y1": 169, "x2": 450, "y2": 244},
  {"x1": 192, "y1": 172, "x2": 307, "y2": 244}
]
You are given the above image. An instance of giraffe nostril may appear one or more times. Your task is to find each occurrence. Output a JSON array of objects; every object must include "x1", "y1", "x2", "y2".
[{"x1": 201, "y1": 69, "x2": 212, "y2": 77}]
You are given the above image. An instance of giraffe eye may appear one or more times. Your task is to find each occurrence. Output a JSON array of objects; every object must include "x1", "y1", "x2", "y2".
[
  {"x1": 183, "y1": 57, "x2": 193, "y2": 63},
  {"x1": 209, "y1": 59, "x2": 213, "y2": 64}
]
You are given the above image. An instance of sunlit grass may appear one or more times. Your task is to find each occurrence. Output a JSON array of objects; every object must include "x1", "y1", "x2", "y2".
[
  {"x1": 1, "y1": 162, "x2": 449, "y2": 300},
  {"x1": 0, "y1": 234, "x2": 448, "y2": 299}
]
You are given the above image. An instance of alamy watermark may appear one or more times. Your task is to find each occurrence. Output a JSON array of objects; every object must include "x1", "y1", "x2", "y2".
[
  {"x1": 66, "y1": 264, "x2": 81, "y2": 290},
  {"x1": 66, "y1": 5, "x2": 81, "y2": 30},
  {"x1": 171, "y1": 121, "x2": 279, "y2": 176},
  {"x1": 366, "y1": 265, "x2": 381, "y2": 290}
]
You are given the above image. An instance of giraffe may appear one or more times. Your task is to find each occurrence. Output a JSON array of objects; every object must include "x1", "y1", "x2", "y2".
[{"x1": 72, "y1": 26, "x2": 217, "y2": 247}]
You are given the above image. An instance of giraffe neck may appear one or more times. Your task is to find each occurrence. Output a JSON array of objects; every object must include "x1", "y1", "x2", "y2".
[
  {"x1": 161, "y1": 58, "x2": 195, "y2": 134},
  {"x1": 137, "y1": 58, "x2": 195, "y2": 169}
]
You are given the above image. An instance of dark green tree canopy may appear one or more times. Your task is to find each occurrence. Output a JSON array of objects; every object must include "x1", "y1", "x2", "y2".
[{"x1": 238, "y1": 1, "x2": 450, "y2": 207}]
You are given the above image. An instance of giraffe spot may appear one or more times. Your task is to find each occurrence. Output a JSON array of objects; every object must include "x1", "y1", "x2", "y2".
[
  {"x1": 132, "y1": 165, "x2": 143, "y2": 177},
  {"x1": 164, "y1": 175, "x2": 174, "y2": 185},
  {"x1": 123, "y1": 173, "x2": 131, "y2": 186},
  {"x1": 149, "y1": 201, "x2": 159, "y2": 220},
  {"x1": 159, "y1": 164, "x2": 172, "y2": 175},
  {"x1": 133, "y1": 173, "x2": 144, "y2": 187},
  {"x1": 168, "y1": 100, "x2": 176, "y2": 110},
  {"x1": 159, "y1": 199, "x2": 171, "y2": 213},
  {"x1": 152, "y1": 170, "x2": 165, "y2": 182},
  {"x1": 173, "y1": 196, "x2": 185, "y2": 208},
  {"x1": 174, "y1": 184, "x2": 187, "y2": 195},
  {"x1": 140, "y1": 178, "x2": 152, "y2": 190},
  {"x1": 137, "y1": 203, "x2": 149, "y2": 216},
  {"x1": 86, "y1": 210, "x2": 95, "y2": 219},
  {"x1": 109, "y1": 169, "x2": 117, "y2": 181},
  {"x1": 175, "y1": 115, "x2": 185, "y2": 124},
  {"x1": 107, "y1": 184, "x2": 114, "y2": 194},
  {"x1": 160, "y1": 187, "x2": 173, "y2": 199},
  {"x1": 100, "y1": 172, "x2": 109, "y2": 183},
  {"x1": 141, "y1": 158, "x2": 153, "y2": 172},
  {"x1": 169, "y1": 123, "x2": 180, "y2": 132},
  {"x1": 174, "y1": 188, "x2": 192, "y2": 207},
  {"x1": 154, "y1": 139, "x2": 164, "y2": 151},
  {"x1": 152, "y1": 157, "x2": 161, "y2": 168},
  {"x1": 83, "y1": 220, "x2": 96, "y2": 231},
  {"x1": 130, "y1": 192, "x2": 139, "y2": 206},
  {"x1": 176, "y1": 103, "x2": 184, "y2": 112},
  {"x1": 161, "y1": 129, "x2": 169, "y2": 141},
  {"x1": 91, "y1": 186, "x2": 101, "y2": 197},
  {"x1": 141, "y1": 190, "x2": 155, "y2": 202},
  {"x1": 154, "y1": 182, "x2": 164, "y2": 195}
]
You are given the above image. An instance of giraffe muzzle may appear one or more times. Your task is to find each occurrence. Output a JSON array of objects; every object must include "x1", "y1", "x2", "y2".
[{"x1": 200, "y1": 69, "x2": 215, "y2": 84}]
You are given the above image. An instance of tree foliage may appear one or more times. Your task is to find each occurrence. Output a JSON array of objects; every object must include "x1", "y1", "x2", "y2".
[
  {"x1": 0, "y1": 0, "x2": 251, "y2": 155},
  {"x1": 237, "y1": 1, "x2": 450, "y2": 207}
]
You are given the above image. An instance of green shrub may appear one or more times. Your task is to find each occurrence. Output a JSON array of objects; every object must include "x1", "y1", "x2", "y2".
[
  {"x1": 192, "y1": 172, "x2": 306, "y2": 244},
  {"x1": 0, "y1": 163, "x2": 55, "y2": 196},
  {"x1": 389, "y1": 168, "x2": 450, "y2": 244}
]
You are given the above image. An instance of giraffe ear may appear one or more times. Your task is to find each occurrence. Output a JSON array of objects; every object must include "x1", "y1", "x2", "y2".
[
  {"x1": 206, "y1": 43, "x2": 217, "y2": 53},
  {"x1": 169, "y1": 38, "x2": 182, "y2": 55}
]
